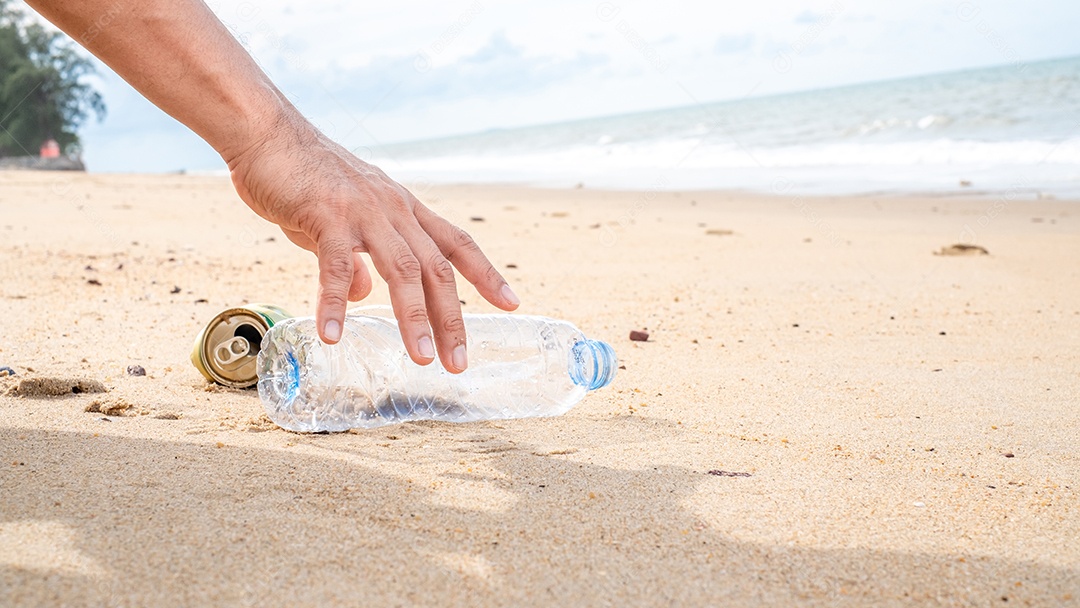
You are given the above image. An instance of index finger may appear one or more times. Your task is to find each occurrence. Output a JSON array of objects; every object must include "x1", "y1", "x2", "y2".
[{"x1": 415, "y1": 205, "x2": 519, "y2": 311}]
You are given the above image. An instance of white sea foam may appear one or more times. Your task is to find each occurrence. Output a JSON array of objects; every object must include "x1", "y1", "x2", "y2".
[{"x1": 372, "y1": 56, "x2": 1080, "y2": 196}]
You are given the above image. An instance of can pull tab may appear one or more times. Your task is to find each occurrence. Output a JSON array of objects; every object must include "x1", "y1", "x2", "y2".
[{"x1": 215, "y1": 336, "x2": 252, "y2": 367}]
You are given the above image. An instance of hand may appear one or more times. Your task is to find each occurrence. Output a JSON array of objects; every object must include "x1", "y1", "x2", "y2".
[{"x1": 225, "y1": 111, "x2": 520, "y2": 372}]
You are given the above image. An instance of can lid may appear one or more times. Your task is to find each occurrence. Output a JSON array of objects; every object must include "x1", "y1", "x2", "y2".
[{"x1": 199, "y1": 308, "x2": 269, "y2": 388}]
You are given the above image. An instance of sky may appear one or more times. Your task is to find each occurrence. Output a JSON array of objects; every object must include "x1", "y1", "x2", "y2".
[{"x1": 64, "y1": 0, "x2": 1080, "y2": 173}]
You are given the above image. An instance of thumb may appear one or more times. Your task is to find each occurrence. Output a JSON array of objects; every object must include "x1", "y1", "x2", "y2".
[
  {"x1": 315, "y1": 233, "x2": 354, "y2": 344},
  {"x1": 348, "y1": 251, "x2": 373, "y2": 301}
]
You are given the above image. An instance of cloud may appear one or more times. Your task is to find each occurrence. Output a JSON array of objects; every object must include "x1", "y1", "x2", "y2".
[
  {"x1": 281, "y1": 31, "x2": 608, "y2": 118},
  {"x1": 713, "y1": 33, "x2": 755, "y2": 55}
]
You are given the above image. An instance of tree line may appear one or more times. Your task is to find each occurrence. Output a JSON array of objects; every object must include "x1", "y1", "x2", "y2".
[{"x1": 0, "y1": 0, "x2": 105, "y2": 158}]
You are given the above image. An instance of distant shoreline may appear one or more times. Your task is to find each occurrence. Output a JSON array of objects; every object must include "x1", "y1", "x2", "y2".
[{"x1": 0, "y1": 155, "x2": 85, "y2": 171}]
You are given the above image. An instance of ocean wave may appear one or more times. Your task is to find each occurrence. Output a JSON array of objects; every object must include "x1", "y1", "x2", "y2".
[
  {"x1": 377, "y1": 137, "x2": 1080, "y2": 196},
  {"x1": 372, "y1": 56, "x2": 1080, "y2": 195},
  {"x1": 381, "y1": 137, "x2": 1080, "y2": 171}
]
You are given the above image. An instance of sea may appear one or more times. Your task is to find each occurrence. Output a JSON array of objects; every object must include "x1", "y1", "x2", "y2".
[{"x1": 373, "y1": 55, "x2": 1080, "y2": 198}]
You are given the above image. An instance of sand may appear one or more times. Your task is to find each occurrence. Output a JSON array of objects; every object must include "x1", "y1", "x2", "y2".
[{"x1": 0, "y1": 172, "x2": 1078, "y2": 606}]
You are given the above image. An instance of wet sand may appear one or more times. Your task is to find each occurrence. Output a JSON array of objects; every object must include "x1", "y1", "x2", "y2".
[{"x1": 1, "y1": 172, "x2": 1078, "y2": 606}]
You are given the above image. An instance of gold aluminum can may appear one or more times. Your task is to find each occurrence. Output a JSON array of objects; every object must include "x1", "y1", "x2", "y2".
[{"x1": 191, "y1": 304, "x2": 292, "y2": 388}]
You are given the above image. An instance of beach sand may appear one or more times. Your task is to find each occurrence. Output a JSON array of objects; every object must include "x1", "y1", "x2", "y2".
[{"x1": 1, "y1": 172, "x2": 1078, "y2": 606}]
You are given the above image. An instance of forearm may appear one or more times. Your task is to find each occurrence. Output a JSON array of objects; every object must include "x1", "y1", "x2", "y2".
[{"x1": 26, "y1": 0, "x2": 293, "y2": 162}]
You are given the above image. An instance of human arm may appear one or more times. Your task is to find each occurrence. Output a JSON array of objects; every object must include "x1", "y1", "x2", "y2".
[{"x1": 25, "y1": 0, "x2": 520, "y2": 372}]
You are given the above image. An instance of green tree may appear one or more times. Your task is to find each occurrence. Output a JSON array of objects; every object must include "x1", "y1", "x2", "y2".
[{"x1": 0, "y1": 0, "x2": 105, "y2": 157}]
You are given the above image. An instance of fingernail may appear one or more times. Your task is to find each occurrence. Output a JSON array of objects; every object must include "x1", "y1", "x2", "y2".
[
  {"x1": 500, "y1": 284, "x2": 520, "y2": 307},
  {"x1": 324, "y1": 319, "x2": 342, "y2": 342},
  {"x1": 418, "y1": 335, "x2": 435, "y2": 359},
  {"x1": 452, "y1": 344, "x2": 467, "y2": 371}
]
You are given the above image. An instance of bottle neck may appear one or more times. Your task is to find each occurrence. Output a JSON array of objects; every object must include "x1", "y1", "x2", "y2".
[{"x1": 570, "y1": 339, "x2": 618, "y2": 390}]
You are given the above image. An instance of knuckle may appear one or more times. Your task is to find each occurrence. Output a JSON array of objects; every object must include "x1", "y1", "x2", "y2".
[
  {"x1": 441, "y1": 314, "x2": 465, "y2": 335},
  {"x1": 320, "y1": 276, "x2": 349, "y2": 308},
  {"x1": 429, "y1": 256, "x2": 456, "y2": 283},
  {"x1": 393, "y1": 252, "x2": 422, "y2": 281},
  {"x1": 385, "y1": 241, "x2": 422, "y2": 280},
  {"x1": 321, "y1": 252, "x2": 354, "y2": 284},
  {"x1": 452, "y1": 226, "x2": 475, "y2": 247},
  {"x1": 483, "y1": 263, "x2": 504, "y2": 286},
  {"x1": 403, "y1": 304, "x2": 429, "y2": 326},
  {"x1": 447, "y1": 227, "x2": 478, "y2": 257},
  {"x1": 385, "y1": 186, "x2": 411, "y2": 212},
  {"x1": 321, "y1": 290, "x2": 348, "y2": 310}
]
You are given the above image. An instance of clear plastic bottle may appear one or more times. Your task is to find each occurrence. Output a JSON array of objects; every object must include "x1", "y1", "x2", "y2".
[{"x1": 257, "y1": 311, "x2": 617, "y2": 432}]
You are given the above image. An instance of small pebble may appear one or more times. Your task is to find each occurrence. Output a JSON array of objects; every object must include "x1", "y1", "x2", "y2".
[
  {"x1": 470, "y1": 216, "x2": 485, "y2": 222},
  {"x1": 629, "y1": 330, "x2": 649, "y2": 342},
  {"x1": 194, "y1": 298, "x2": 208, "y2": 304},
  {"x1": 126, "y1": 365, "x2": 146, "y2": 377},
  {"x1": 506, "y1": 263, "x2": 518, "y2": 269},
  {"x1": 87, "y1": 279, "x2": 102, "y2": 286},
  {"x1": 0, "y1": 366, "x2": 15, "y2": 377},
  {"x1": 913, "y1": 501, "x2": 926, "y2": 508},
  {"x1": 1003, "y1": 452, "x2": 1015, "y2": 458},
  {"x1": 170, "y1": 286, "x2": 181, "y2": 294},
  {"x1": 707, "y1": 470, "x2": 751, "y2": 478}
]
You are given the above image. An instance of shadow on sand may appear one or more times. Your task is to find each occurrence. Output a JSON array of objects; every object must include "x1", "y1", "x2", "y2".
[{"x1": 1, "y1": 425, "x2": 1075, "y2": 606}]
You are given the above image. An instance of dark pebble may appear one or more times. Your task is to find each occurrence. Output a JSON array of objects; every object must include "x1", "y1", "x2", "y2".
[
  {"x1": 194, "y1": 298, "x2": 208, "y2": 304},
  {"x1": 1003, "y1": 452, "x2": 1015, "y2": 458},
  {"x1": 629, "y1": 330, "x2": 649, "y2": 342},
  {"x1": 470, "y1": 217, "x2": 485, "y2": 222},
  {"x1": 170, "y1": 286, "x2": 181, "y2": 294},
  {"x1": 939, "y1": 331, "x2": 947, "y2": 335},
  {"x1": 87, "y1": 279, "x2": 102, "y2": 286},
  {"x1": 707, "y1": 470, "x2": 752, "y2": 478},
  {"x1": 0, "y1": 366, "x2": 15, "y2": 377},
  {"x1": 506, "y1": 263, "x2": 518, "y2": 269},
  {"x1": 126, "y1": 365, "x2": 146, "y2": 377}
]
